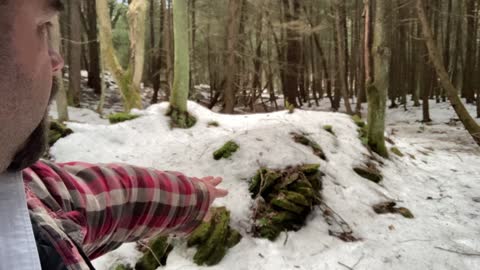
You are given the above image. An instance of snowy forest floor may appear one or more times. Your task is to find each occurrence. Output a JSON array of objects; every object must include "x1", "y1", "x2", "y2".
[{"x1": 49, "y1": 92, "x2": 480, "y2": 270}]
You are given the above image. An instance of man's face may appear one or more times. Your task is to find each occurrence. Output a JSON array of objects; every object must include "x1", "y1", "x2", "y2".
[{"x1": 0, "y1": 0, "x2": 64, "y2": 172}]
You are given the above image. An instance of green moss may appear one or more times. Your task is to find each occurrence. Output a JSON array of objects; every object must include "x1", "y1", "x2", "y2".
[
  {"x1": 306, "y1": 171, "x2": 324, "y2": 191},
  {"x1": 286, "y1": 101, "x2": 295, "y2": 114},
  {"x1": 108, "y1": 112, "x2": 140, "y2": 124},
  {"x1": 167, "y1": 107, "x2": 197, "y2": 128},
  {"x1": 354, "y1": 166, "x2": 383, "y2": 183},
  {"x1": 225, "y1": 228, "x2": 242, "y2": 248},
  {"x1": 257, "y1": 219, "x2": 282, "y2": 241},
  {"x1": 323, "y1": 125, "x2": 335, "y2": 135},
  {"x1": 213, "y1": 141, "x2": 240, "y2": 160},
  {"x1": 251, "y1": 165, "x2": 326, "y2": 242},
  {"x1": 193, "y1": 208, "x2": 230, "y2": 266},
  {"x1": 282, "y1": 191, "x2": 310, "y2": 207},
  {"x1": 135, "y1": 236, "x2": 173, "y2": 270},
  {"x1": 249, "y1": 169, "x2": 266, "y2": 197},
  {"x1": 259, "y1": 171, "x2": 282, "y2": 196},
  {"x1": 292, "y1": 133, "x2": 327, "y2": 160},
  {"x1": 289, "y1": 179, "x2": 313, "y2": 190},
  {"x1": 187, "y1": 221, "x2": 213, "y2": 247},
  {"x1": 300, "y1": 164, "x2": 320, "y2": 175},
  {"x1": 396, "y1": 207, "x2": 414, "y2": 219},
  {"x1": 207, "y1": 121, "x2": 220, "y2": 127},
  {"x1": 352, "y1": 115, "x2": 366, "y2": 128},
  {"x1": 271, "y1": 195, "x2": 305, "y2": 214},
  {"x1": 390, "y1": 147, "x2": 404, "y2": 157},
  {"x1": 49, "y1": 120, "x2": 73, "y2": 146},
  {"x1": 114, "y1": 264, "x2": 133, "y2": 270},
  {"x1": 279, "y1": 172, "x2": 300, "y2": 189}
]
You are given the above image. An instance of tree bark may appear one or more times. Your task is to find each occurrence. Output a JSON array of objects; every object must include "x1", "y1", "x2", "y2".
[
  {"x1": 96, "y1": 0, "x2": 145, "y2": 111},
  {"x1": 87, "y1": 0, "x2": 101, "y2": 95},
  {"x1": 68, "y1": 0, "x2": 82, "y2": 107},
  {"x1": 366, "y1": 0, "x2": 389, "y2": 157},
  {"x1": 335, "y1": 0, "x2": 353, "y2": 114},
  {"x1": 168, "y1": 0, "x2": 195, "y2": 128},
  {"x1": 223, "y1": 0, "x2": 243, "y2": 113}
]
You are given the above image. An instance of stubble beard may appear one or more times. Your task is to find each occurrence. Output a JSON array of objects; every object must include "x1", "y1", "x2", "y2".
[{"x1": 7, "y1": 77, "x2": 58, "y2": 172}]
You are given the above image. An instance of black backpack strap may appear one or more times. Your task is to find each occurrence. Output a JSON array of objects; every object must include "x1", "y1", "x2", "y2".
[
  {"x1": 68, "y1": 233, "x2": 97, "y2": 270},
  {"x1": 31, "y1": 218, "x2": 68, "y2": 270},
  {"x1": 31, "y1": 218, "x2": 96, "y2": 270}
]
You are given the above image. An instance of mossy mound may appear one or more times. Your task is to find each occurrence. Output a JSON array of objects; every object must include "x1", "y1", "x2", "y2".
[
  {"x1": 323, "y1": 125, "x2": 335, "y2": 136},
  {"x1": 354, "y1": 163, "x2": 383, "y2": 183},
  {"x1": 372, "y1": 201, "x2": 414, "y2": 219},
  {"x1": 108, "y1": 112, "x2": 141, "y2": 124},
  {"x1": 49, "y1": 120, "x2": 73, "y2": 146},
  {"x1": 390, "y1": 147, "x2": 404, "y2": 157},
  {"x1": 134, "y1": 236, "x2": 174, "y2": 270},
  {"x1": 213, "y1": 141, "x2": 240, "y2": 160},
  {"x1": 188, "y1": 207, "x2": 242, "y2": 266},
  {"x1": 291, "y1": 132, "x2": 327, "y2": 161},
  {"x1": 250, "y1": 164, "x2": 324, "y2": 241}
]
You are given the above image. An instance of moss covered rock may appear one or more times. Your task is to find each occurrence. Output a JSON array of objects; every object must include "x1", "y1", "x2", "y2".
[
  {"x1": 189, "y1": 207, "x2": 242, "y2": 266},
  {"x1": 323, "y1": 125, "x2": 335, "y2": 135},
  {"x1": 207, "y1": 121, "x2": 220, "y2": 127},
  {"x1": 300, "y1": 164, "x2": 321, "y2": 175},
  {"x1": 396, "y1": 207, "x2": 414, "y2": 219},
  {"x1": 292, "y1": 133, "x2": 327, "y2": 160},
  {"x1": 108, "y1": 112, "x2": 140, "y2": 124},
  {"x1": 187, "y1": 221, "x2": 214, "y2": 247},
  {"x1": 271, "y1": 195, "x2": 305, "y2": 214},
  {"x1": 281, "y1": 191, "x2": 310, "y2": 207},
  {"x1": 226, "y1": 228, "x2": 242, "y2": 248},
  {"x1": 250, "y1": 164, "x2": 323, "y2": 241},
  {"x1": 354, "y1": 166, "x2": 383, "y2": 183},
  {"x1": 49, "y1": 120, "x2": 73, "y2": 146},
  {"x1": 372, "y1": 201, "x2": 414, "y2": 219},
  {"x1": 135, "y1": 236, "x2": 174, "y2": 270},
  {"x1": 390, "y1": 147, "x2": 404, "y2": 157},
  {"x1": 213, "y1": 141, "x2": 240, "y2": 160}
]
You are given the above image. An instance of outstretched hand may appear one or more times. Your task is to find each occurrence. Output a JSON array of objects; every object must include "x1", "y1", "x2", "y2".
[{"x1": 199, "y1": 176, "x2": 228, "y2": 221}]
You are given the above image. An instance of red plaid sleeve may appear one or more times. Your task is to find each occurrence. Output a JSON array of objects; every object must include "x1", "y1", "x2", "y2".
[{"x1": 24, "y1": 160, "x2": 211, "y2": 259}]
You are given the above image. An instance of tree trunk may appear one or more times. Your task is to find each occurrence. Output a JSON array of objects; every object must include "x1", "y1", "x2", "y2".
[
  {"x1": 462, "y1": 0, "x2": 477, "y2": 104},
  {"x1": 335, "y1": 0, "x2": 353, "y2": 114},
  {"x1": 127, "y1": 0, "x2": 148, "y2": 107},
  {"x1": 68, "y1": 0, "x2": 82, "y2": 107},
  {"x1": 96, "y1": 0, "x2": 145, "y2": 111},
  {"x1": 416, "y1": 0, "x2": 480, "y2": 146},
  {"x1": 366, "y1": 0, "x2": 389, "y2": 157},
  {"x1": 282, "y1": 0, "x2": 301, "y2": 107},
  {"x1": 87, "y1": 0, "x2": 101, "y2": 95},
  {"x1": 223, "y1": 0, "x2": 243, "y2": 113},
  {"x1": 168, "y1": 0, "x2": 195, "y2": 128},
  {"x1": 52, "y1": 17, "x2": 69, "y2": 122}
]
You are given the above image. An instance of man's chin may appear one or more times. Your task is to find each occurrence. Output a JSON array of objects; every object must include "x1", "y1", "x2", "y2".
[{"x1": 7, "y1": 116, "x2": 48, "y2": 172}]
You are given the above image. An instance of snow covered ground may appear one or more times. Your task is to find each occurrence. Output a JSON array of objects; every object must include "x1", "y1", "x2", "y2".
[{"x1": 49, "y1": 101, "x2": 480, "y2": 270}]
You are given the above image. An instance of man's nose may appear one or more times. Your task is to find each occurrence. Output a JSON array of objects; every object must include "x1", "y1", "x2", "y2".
[{"x1": 49, "y1": 49, "x2": 64, "y2": 73}]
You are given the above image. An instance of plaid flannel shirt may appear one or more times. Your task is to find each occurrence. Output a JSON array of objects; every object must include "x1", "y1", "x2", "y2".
[{"x1": 23, "y1": 160, "x2": 211, "y2": 270}]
